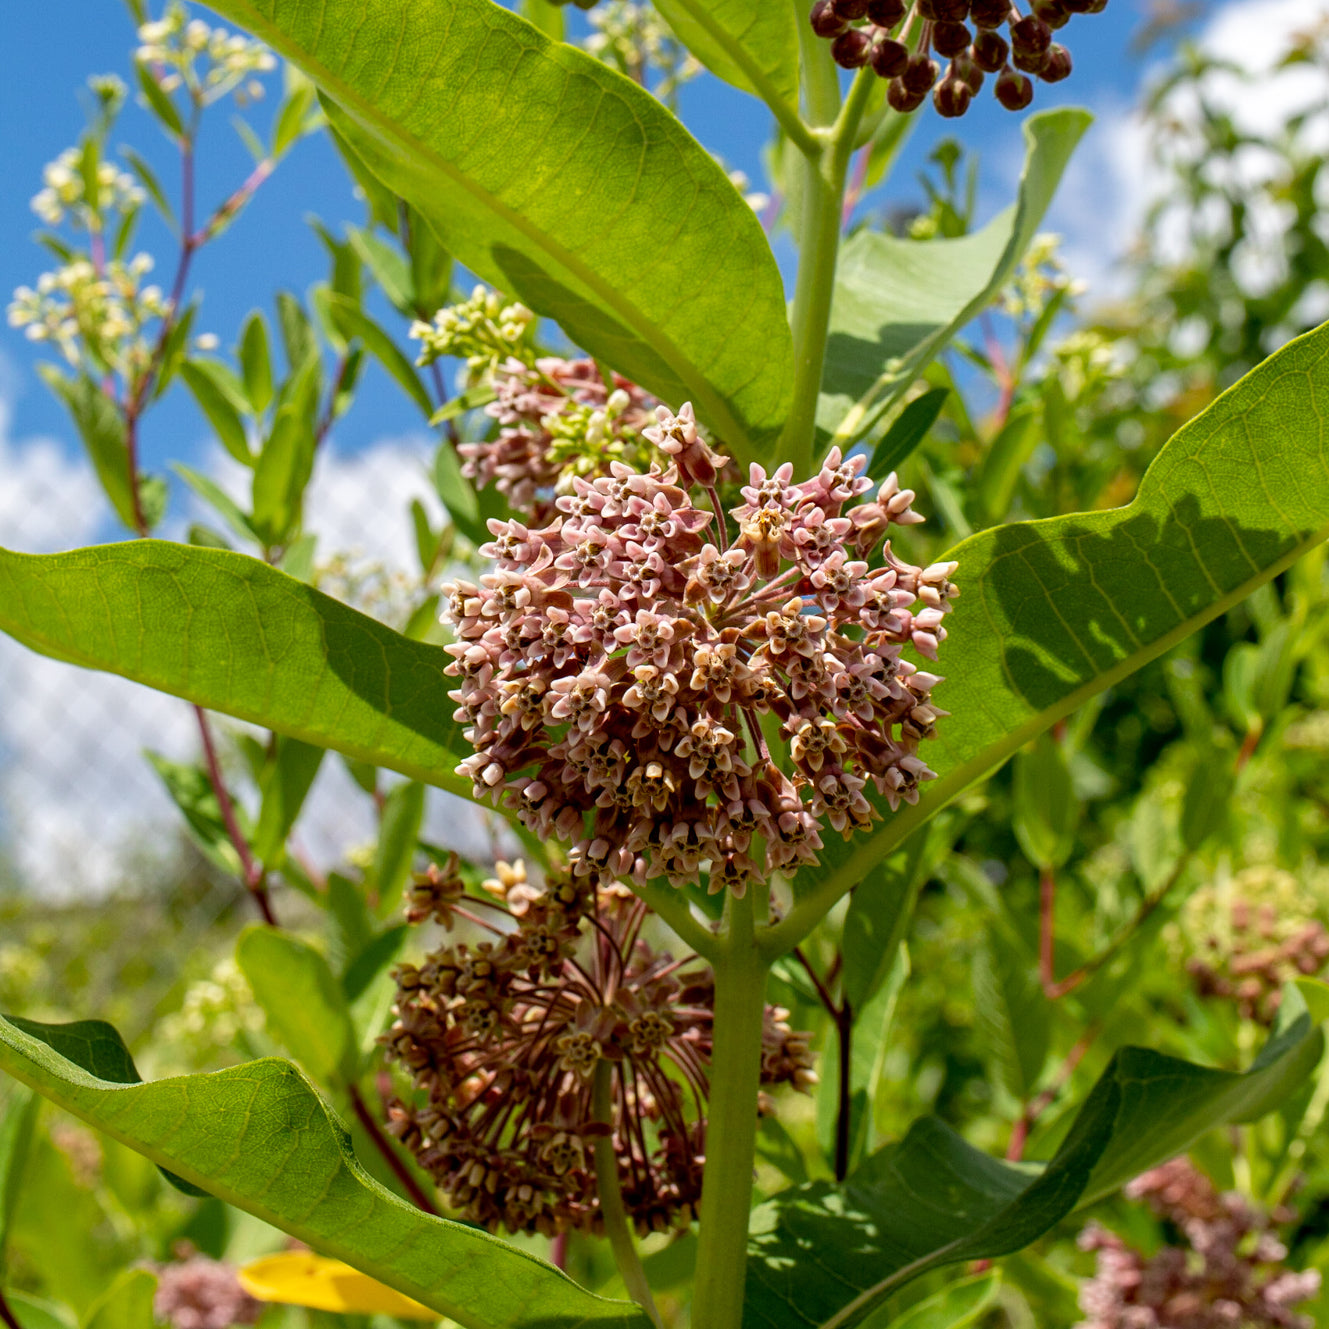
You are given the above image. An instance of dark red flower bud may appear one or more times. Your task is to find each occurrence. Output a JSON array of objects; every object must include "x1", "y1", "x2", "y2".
[
  {"x1": 902, "y1": 52, "x2": 940, "y2": 92},
  {"x1": 871, "y1": 36, "x2": 910, "y2": 77},
  {"x1": 951, "y1": 51, "x2": 985, "y2": 91},
  {"x1": 933, "y1": 76, "x2": 972, "y2": 117},
  {"x1": 932, "y1": 0, "x2": 972, "y2": 19},
  {"x1": 1010, "y1": 15, "x2": 1052, "y2": 52},
  {"x1": 866, "y1": 0, "x2": 907, "y2": 25},
  {"x1": 1038, "y1": 42, "x2": 1072, "y2": 80},
  {"x1": 932, "y1": 20, "x2": 972, "y2": 55},
  {"x1": 810, "y1": 0, "x2": 848, "y2": 36},
  {"x1": 995, "y1": 64, "x2": 1034, "y2": 109},
  {"x1": 831, "y1": 0, "x2": 872, "y2": 18},
  {"x1": 971, "y1": 29, "x2": 1009, "y2": 69},
  {"x1": 887, "y1": 77, "x2": 927, "y2": 112},
  {"x1": 968, "y1": 0, "x2": 1010, "y2": 27},
  {"x1": 1012, "y1": 43, "x2": 1048, "y2": 72},
  {"x1": 1032, "y1": 0, "x2": 1070, "y2": 27},
  {"x1": 831, "y1": 27, "x2": 874, "y2": 66}
]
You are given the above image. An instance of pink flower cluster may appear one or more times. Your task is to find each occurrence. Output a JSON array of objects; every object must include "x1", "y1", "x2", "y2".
[
  {"x1": 458, "y1": 357, "x2": 656, "y2": 519},
  {"x1": 443, "y1": 405, "x2": 956, "y2": 895},
  {"x1": 154, "y1": 1253, "x2": 261, "y2": 1329},
  {"x1": 1077, "y1": 1158, "x2": 1320, "y2": 1328}
]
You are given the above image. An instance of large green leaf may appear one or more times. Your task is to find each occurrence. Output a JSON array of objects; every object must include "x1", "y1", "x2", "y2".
[
  {"x1": 0, "y1": 1016, "x2": 651, "y2": 1329},
  {"x1": 782, "y1": 321, "x2": 1329, "y2": 936},
  {"x1": 0, "y1": 541, "x2": 469, "y2": 798},
  {"x1": 743, "y1": 988, "x2": 1324, "y2": 1329},
  {"x1": 204, "y1": 0, "x2": 792, "y2": 459},
  {"x1": 650, "y1": 0, "x2": 799, "y2": 117},
  {"x1": 818, "y1": 109, "x2": 1090, "y2": 444}
]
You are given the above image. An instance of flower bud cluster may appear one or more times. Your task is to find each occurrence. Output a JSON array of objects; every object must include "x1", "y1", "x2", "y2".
[
  {"x1": 137, "y1": 2, "x2": 276, "y2": 106},
  {"x1": 154, "y1": 1252, "x2": 261, "y2": 1329},
  {"x1": 411, "y1": 285, "x2": 536, "y2": 381},
  {"x1": 30, "y1": 147, "x2": 145, "y2": 231},
  {"x1": 442, "y1": 408, "x2": 955, "y2": 896},
  {"x1": 7, "y1": 255, "x2": 169, "y2": 376},
  {"x1": 584, "y1": 3, "x2": 703, "y2": 100},
  {"x1": 1175, "y1": 866, "x2": 1329, "y2": 1025},
  {"x1": 809, "y1": 0, "x2": 1095, "y2": 118},
  {"x1": 383, "y1": 858, "x2": 815, "y2": 1236},
  {"x1": 1077, "y1": 1158, "x2": 1320, "y2": 1328}
]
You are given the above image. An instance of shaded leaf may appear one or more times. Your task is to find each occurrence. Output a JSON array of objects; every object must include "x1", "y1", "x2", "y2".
[
  {"x1": 83, "y1": 1269, "x2": 157, "y2": 1329},
  {"x1": 181, "y1": 361, "x2": 253, "y2": 465},
  {"x1": 252, "y1": 737, "x2": 326, "y2": 865},
  {"x1": 973, "y1": 927, "x2": 1049, "y2": 1101},
  {"x1": 744, "y1": 989, "x2": 1324, "y2": 1329},
  {"x1": 0, "y1": 1016, "x2": 650, "y2": 1329},
  {"x1": 373, "y1": 782, "x2": 425, "y2": 917},
  {"x1": 863, "y1": 1273, "x2": 1000, "y2": 1329},
  {"x1": 0, "y1": 1084, "x2": 38, "y2": 1259},
  {"x1": 0, "y1": 542, "x2": 469, "y2": 797},
  {"x1": 203, "y1": 0, "x2": 792, "y2": 458},
  {"x1": 868, "y1": 388, "x2": 948, "y2": 482},
  {"x1": 820, "y1": 111, "x2": 1089, "y2": 444}
]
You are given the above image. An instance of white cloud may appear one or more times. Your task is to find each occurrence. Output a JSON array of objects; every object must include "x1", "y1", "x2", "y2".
[{"x1": 1050, "y1": 0, "x2": 1329, "y2": 299}]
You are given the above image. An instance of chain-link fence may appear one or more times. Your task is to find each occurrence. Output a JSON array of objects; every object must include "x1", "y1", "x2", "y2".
[{"x1": 0, "y1": 413, "x2": 492, "y2": 900}]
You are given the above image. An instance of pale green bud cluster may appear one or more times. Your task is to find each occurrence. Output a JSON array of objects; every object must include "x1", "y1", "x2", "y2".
[
  {"x1": 31, "y1": 148, "x2": 145, "y2": 230},
  {"x1": 544, "y1": 386, "x2": 659, "y2": 484},
  {"x1": 410, "y1": 285, "x2": 535, "y2": 381},
  {"x1": 8, "y1": 254, "x2": 169, "y2": 375},
  {"x1": 999, "y1": 232, "x2": 1085, "y2": 322},
  {"x1": 136, "y1": 2, "x2": 276, "y2": 106}
]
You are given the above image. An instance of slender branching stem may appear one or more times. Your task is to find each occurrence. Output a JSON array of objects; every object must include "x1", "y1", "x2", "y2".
[
  {"x1": 0, "y1": 1289, "x2": 21, "y2": 1329},
  {"x1": 635, "y1": 880, "x2": 721, "y2": 963},
  {"x1": 691, "y1": 888, "x2": 770, "y2": 1329},
  {"x1": 592, "y1": 1061, "x2": 662, "y2": 1328}
]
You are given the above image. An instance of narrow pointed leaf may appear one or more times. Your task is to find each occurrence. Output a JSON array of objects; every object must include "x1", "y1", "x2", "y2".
[
  {"x1": 0, "y1": 541, "x2": 469, "y2": 797},
  {"x1": 788, "y1": 322, "x2": 1329, "y2": 925},
  {"x1": 0, "y1": 1016, "x2": 651, "y2": 1329},
  {"x1": 202, "y1": 0, "x2": 792, "y2": 457},
  {"x1": 820, "y1": 110, "x2": 1090, "y2": 443},
  {"x1": 743, "y1": 989, "x2": 1324, "y2": 1329}
]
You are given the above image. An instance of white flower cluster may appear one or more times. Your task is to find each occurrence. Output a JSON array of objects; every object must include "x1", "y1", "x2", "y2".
[
  {"x1": 8, "y1": 255, "x2": 168, "y2": 374},
  {"x1": 585, "y1": 2, "x2": 702, "y2": 99},
  {"x1": 136, "y1": 2, "x2": 276, "y2": 106},
  {"x1": 31, "y1": 147, "x2": 145, "y2": 229}
]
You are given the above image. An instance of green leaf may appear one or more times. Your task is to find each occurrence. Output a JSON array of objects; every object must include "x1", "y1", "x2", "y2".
[
  {"x1": 0, "y1": 1084, "x2": 38, "y2": 1261},
  {"x1": 181, "y1": 361, "x2": 252, "y2": 465},
  {"x1": 252, "y1": 737, "x2": 326, "y2": 865},
  {"x1": 252, "y1": 359, "x2": 320, "y2": 544},
  {"x1": 1011, "y1": 733, "x2": 1078, "y2": 870},
  {"x1": 434, "y1": 439, "x2": 485, "y2": 546},
  {"x1": 347, "y1": 227, "x2": 415, "y2": 316},
  {"x1": 239, "y1": 311, "x2": 275, "y2": 414},
  {"x1": 650, "y1": 0, "x2": 799, "y2": 114},
  {"x1": 135, "y1": 61, "x2": 184, "y2": 139},
  {"x1": 323, "y1": 292, "x2": 434, "y2": 419},
  {"x1": 144, "y1": 751, "x2": 241, "y2": 877},
  {"x1": 273, "y1": 74, "x2": 318, "y2": 157},
  {"x1": 120, "y1": 147, "x2": 172, "y2": 224},
  {"x1": 789, "y1": 322, "x2": 1329, "y2": 925},
  {"x1": 862, "y1": 1273, "x2": 1000, "y2": 1329},
  {"x1": 236, "y1": 927, "x2": 358, "y2": 1086},
  {"x1": 37, "y1": 367, "x2": 137, "y2": 531},
  {"x1": 0, "y1": 1017, "x2": 649, "y2": 1329},
  {"x1": 820, "y1": 110, "x2": 1089, "y2": 444},
  {"x1": 344, "y1": 926, "x2": 410, "y2": 1005},
  {"x1": 203, "y1": 0, "x2": 792, "y2": 459},
  {"x1": 867, "y1": 388, "x2": 948, "y2": 482},
  {"x1": 973, "y1": 927, "x2": 1049, "y2": 1101},
  {"x1": 0, "y1": 542, "x2": 469, "y2": 797},
  {"x1": 373, "y1": 782, "x2": 425, "y2": 917},
  {"x1": 6, "y1": 1294, "x2": 73, "y2": 1329},
  {"x1": 973, "y1": 403, "x2": 1040, "y2": 527},
  {"x1": 173, "y1": 463, "x2": 258, "y2": 545},
  {"x1": 743, "y1": 988, "x2": 1324, "y2": 1329},
  {"x1": 276, "y1": 291, "x2": 319, "y2": 373},
  {"x1": 83, "y1": 1269, "x2": 157, "y2": 1329}
]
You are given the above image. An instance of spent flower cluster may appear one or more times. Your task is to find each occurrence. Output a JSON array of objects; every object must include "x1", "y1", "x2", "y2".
[
  {"x1": 383, "y1": 858, "x2": 814, "y2": 1236},
  {"x1": 442, "y1": 405, "x2": 955, "y2": 896},
  {"x1": 809, "y1": 0, "x2": 1096, "y2": 117},
  {"x1": 1077, "y1": 1158, "x2": 1320, "y2": 1328},
  {"x1": 136, "y1": 1, "x2": 276, "y2": 105}
]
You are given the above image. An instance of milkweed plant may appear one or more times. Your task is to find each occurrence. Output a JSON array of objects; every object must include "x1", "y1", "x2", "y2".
[{"x1": 3, "y1": 2, "x2": 1329, "y2": 1328}]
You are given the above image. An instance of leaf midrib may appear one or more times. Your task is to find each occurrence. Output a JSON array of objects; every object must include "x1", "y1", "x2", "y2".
[{"x1": 226, "y1": 0, "x2": 766, "y2": 453}]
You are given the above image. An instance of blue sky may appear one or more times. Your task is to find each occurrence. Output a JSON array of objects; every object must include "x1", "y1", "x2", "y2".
[{"x1": 0, "y1": 0, "x2": 1169, "y2": 494}]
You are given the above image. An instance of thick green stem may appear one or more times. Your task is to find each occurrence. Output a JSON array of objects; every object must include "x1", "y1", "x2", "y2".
[
  {"x1": 691, "y1": 890, "x2": 770, "y2": 1329},
  {"x1": 782, "y1": 69, "x2": 880, "y2": 477},
  {"x1": 592, "y1": 1062, "x2": 662, "y2": 1328}
]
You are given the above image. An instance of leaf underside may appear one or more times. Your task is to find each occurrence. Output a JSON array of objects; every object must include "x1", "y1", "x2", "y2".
[
  {"x1": 0, "y1": 1015, "x2": 652, "y2": 1329},
  {"x1": 205, "y1": 0, "x2": 793, "y2": 460},
  {"x1": 0, "y1": 541, "x2": 471, "y2": 798},
  {"x1": 743, "y1": 991, "x2": 1324, "y2": 1329}
]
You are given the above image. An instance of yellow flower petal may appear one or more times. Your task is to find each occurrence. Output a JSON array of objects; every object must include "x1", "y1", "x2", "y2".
[{"x1": 238, "y1": 1253, "x2": 439, "y2": 1320}]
